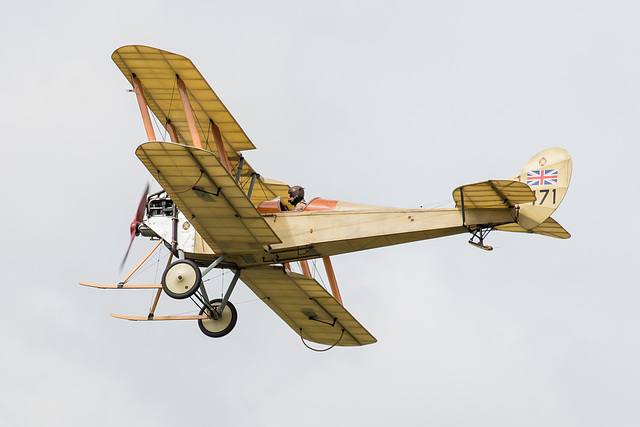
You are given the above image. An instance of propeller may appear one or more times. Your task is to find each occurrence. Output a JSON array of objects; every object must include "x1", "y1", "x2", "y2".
[{"x1": 120, "y1": 182, "x2": 150, "y2": 271}]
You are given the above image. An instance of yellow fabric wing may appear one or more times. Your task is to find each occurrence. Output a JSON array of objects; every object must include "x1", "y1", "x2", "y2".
[
  {"x1": 113, "y1": 45, "x2": 290, "y2": 207},
  {"x1": 241, "y1": 266, "x2": 377, "y2": 346},
  {"x1": 113, "y1": 45, "x2": 254, "y2": 153},
  {"x1": 136, "y1": 141, "x2": 281, "y2": 255}
]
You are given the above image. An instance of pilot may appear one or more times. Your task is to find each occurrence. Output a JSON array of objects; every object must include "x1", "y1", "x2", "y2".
[{"x1": 288, "y1": 186, "x2": 307, "y2": 211}]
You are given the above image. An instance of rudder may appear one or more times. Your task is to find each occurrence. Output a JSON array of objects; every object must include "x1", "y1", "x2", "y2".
[{"x1": 516, "y1": 147, "x2": 572, "y2": 230}]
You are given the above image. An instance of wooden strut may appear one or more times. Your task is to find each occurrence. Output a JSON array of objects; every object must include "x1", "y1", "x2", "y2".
[
  {"x1": 322, "y1": 257, "x2": 343, "y2": 305},
  {"x1": 120, "y1": 240, "x2": 164, "y2": 285},
  {"x1": 166, "y1": 120, "x2": 180, "y2": 144},
  {"x1": 111, "y1": 314, "x2": 208, "y2": 321},
  {"x1": 300, "y1": 258, "x2": 343, "y2": 305},
  {"x1": 176, "y1": 76, "x2": 202, "y2": 149},
  {"x1": 132, "y1": 75, "x2": 156, "y2": 141},
  {"x1": 148, "y1": 253, "x2": 174, "y2": 319},
  {"x1": 210, "y1": 120, "x2": 232, "y2": 174},
  {"x1": 300, "y1": 260, "x2": 312, "y2": 277},
  {"x1": 79, "y1": 282, "x2": 161, "y2": 289}
]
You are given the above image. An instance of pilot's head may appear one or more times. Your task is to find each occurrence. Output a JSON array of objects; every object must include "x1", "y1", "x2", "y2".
[{"x1": 288, "y1": 186, "x2": 305, "y2": 206}]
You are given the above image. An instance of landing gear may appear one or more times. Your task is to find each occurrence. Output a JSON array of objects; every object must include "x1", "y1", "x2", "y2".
[
  {"x1": 198, "y1": 298, "x2": 238, "y2": 337},
  {"x1": 160, "y1": 256, "x2": 241, "y2": 338},
  {"x1": 161, "y1": 259, "x2": 201, "y2": 299},
  {"x1": 468, "y1": 226, "x2": 494, "y2": 251}
]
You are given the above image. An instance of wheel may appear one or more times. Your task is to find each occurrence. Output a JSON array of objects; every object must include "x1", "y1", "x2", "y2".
[
  {"x1": 198, "y1": 298, "x2": 237, "y2": 338},
  {"x1": 161, "y1": 259, "x2": 201, "y2": 299}
]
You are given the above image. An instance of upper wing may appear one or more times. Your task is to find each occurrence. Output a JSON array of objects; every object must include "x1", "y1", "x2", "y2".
[
  {"x1": 453, "y1": 180, "x2": 535, "y2": 208},
  {"x1": 113, "y1": 45, "x2": 289, "y2": 206},
  {"x1": 136, "y1": 141, "x2": 281, "y2": 255},
  {"x1": 240, "y1": 266, "x2": 377, "y2": 346},
  {"x1": 113, "y1": 45, "x2": 254, "y2": 152}
]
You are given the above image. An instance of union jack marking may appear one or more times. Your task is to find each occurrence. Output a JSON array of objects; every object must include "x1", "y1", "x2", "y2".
[{"x1": 527, "y1": 169, "x2": 558, "y2": 186}]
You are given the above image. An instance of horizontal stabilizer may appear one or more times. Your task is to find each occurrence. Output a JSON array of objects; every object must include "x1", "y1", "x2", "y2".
[
  {"x1": 496, "y1": 217, "x2": 570, "y2": 239},
  {"x1": 240, "y1": 266, "x2": 376, "y2": 346},
  {"x1": 453, "y1": 180, "x2": 535, "y2": 209}
]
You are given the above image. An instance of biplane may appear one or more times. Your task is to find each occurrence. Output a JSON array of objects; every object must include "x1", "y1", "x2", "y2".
[{"x1": 80, "y1": 45, "x2": 572, "y2": 348}]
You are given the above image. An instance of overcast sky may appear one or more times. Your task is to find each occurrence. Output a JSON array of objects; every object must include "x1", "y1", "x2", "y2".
[{"x1": 1, "y1": 1, "x2": 638, "y2": 426}]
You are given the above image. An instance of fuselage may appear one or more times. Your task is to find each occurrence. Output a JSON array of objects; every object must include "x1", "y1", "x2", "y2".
[{"x1": 142, "y1": 196, "x2": 518, "y2": 267}]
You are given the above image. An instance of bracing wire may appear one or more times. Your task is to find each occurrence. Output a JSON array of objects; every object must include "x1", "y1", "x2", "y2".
[
  {"x1": 125, "y1": 243, "x2": 169, "y2": 283},
  {"x1": 150, "y1": 110, "x2": 167, "y2": 141},
  {"x1": 310, "y1": 259, "x2": 328, "y2": 290}
]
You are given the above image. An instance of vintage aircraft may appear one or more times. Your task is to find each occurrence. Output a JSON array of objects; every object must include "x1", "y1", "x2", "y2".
[{"x1": 80, "y1": 45, "x2": 572, "y2": 348}]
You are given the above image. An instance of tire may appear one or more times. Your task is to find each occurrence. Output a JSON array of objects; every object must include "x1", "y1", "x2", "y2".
[
  {"x1": 198, "y1": 298, "x2": 238, "y2": 338},
  {"x1": 161, "y1": 259, "x2": 201, "y2": 299}
]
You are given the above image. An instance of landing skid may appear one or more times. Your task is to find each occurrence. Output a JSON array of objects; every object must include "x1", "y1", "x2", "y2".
[
  {"x1": 80, "y1": 240, "x2": 240, "y2": 338},
  {"x1": 468, "y1": 226, "x2": 494, "y2": 251}
]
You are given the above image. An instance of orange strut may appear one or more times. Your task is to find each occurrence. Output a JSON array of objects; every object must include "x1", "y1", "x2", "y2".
[
  {"x1": 132, "y1": 76, "x2": 156, "y2": 141},
  {"x1": 300, "y1": 260, "x2": 312, "y2": 277},
  {"x1": 210, "y1": 120, "x2": 231, "y2": 173},
  {"x1": 176, "y1": 76, "x2": 202, "y2": 149},
  {"x1": 166, "y1": 121, "x2": 180, "y2": 144},
  {"x1": 322, "y1": 257, "x2": 343, "y2": 305}
]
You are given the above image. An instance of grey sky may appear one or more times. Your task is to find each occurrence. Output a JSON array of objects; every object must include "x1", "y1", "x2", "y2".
[{"x1": 1, "y1": 1, "x2": 638, "y2": 425}]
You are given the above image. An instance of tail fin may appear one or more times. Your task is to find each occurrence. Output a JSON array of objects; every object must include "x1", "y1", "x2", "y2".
[{"x1": 516, "y1": 147, "x2": 572, "y2": 230}]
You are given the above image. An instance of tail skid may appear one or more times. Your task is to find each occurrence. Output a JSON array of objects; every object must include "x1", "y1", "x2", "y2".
[{"x1": 468, "y1": 226, "x2": 494, "y2": 250}]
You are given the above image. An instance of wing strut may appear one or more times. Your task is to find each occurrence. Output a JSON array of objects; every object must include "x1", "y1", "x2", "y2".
[
  {"x1": 176, "y1": 75, "x2": 202, "y2": 149},
  {"x1": 247, "y1": 173, "x2": 258, "y2": 200},
  {"x1": 297, "y1": 258, "x2": 344, "y2": 305},
  {"x1": 166, "y1": 119, "x2": 180, "y2": 143},
  {"x1": 210, "y1": 119, "x2": 232, "y2": 173},
  {"x1": 234, "y1": 156, "x2": 244, "y2": 182},
  {"x1": 132, "y1": 75, "x2": 156, "y2": 141},
  {"x1": 322, "y1": 257, "x2": 343, "y2": 305},
  {"x1": 300, "y1": 260, "x2": 312, "y2": 276}
]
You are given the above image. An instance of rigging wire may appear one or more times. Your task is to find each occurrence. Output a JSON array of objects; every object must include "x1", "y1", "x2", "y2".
[
  {"x1": 420, "y1": 200, "x2": 454, "y2": 209},
  {"x1": 310, "y1": 259, "x2": 328, "y2": 290},
  {"x1": 124, "y1": 243, "x2": 169, "y2": 282},
  {"x1": 258, "y1": 177, "x2": 271, "y2": 202},
  {"x1": 150, "y1": 109, "x2": 167, "y2": 141}
]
